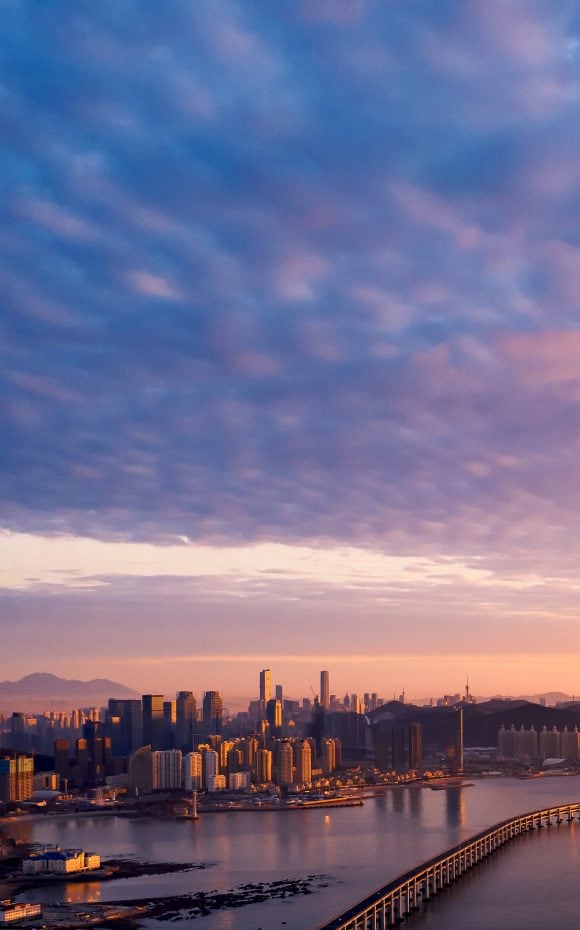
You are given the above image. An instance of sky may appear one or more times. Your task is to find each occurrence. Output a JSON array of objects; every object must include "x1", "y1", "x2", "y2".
[{"x1": 3, "y1": 0, "x2": 580, "y2": 705}]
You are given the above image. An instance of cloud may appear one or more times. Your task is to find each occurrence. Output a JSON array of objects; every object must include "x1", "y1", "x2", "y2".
[
  {"x1": 2, "y1": 0, "x2": 580, "y2": 590},
  {"x1": 126, "y1": 271, "x2": 183, "y2": 300}
]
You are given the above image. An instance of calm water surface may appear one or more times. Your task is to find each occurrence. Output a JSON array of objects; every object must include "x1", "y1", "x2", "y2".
[{"x1": 9, "y1": 777, "x2": 580, "y2": 930}]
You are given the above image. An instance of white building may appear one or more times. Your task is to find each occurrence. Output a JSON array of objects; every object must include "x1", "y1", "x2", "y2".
[
  {"x1": 0, "y1": 901, "x2": 42, "y2": 923},
  {"x1": 227, "y1": 772, "x2": 250, "y2": 790},
  {"x1": 152, "y1": 750, "x2": 183, "y2": 790},
  {"x1": 202, "y1": 750, "x2": 219, "y2": 789},
  {"x1": 206, "y1": 774, "x2": 226, "y2": 792},
  {"x1": 23, "y1": 849, "x2": 101, "y2": 874}
]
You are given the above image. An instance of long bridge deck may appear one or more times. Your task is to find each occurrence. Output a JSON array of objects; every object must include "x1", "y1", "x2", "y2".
[{"x1": 314, "y1": 800, "x2": 580, "y2": 930}]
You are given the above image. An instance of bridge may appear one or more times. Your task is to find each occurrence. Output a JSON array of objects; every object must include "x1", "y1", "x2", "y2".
[{"x1": 314, "y1": 800, "x2": 580, "y2": 930}]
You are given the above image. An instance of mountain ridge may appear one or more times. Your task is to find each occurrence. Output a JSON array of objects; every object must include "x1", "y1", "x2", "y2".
[{"x1": 0, "y1": 672, "x2": 139, "y2": 711}]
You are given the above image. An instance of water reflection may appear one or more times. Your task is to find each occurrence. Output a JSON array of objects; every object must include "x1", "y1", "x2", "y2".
[
  {"x1": 9, "y1": 779, "x2": 580, "y2": 930},
  {"x1": 445, "y1": 788, "x2": 466, "y2": 827},
  {"x1": 65, "y1": 881, "x2": 102, "y2": 904},
  {"x1": 392, "y1": 790, "x2": 405, "y2": 815},
  {"x1": 408, "y1": 787, "x2": 422, "y2": 820}
]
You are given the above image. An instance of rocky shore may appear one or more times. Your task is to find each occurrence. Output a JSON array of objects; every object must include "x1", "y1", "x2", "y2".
[{"x1": 114, "y1": 874, "x2": 333, "y2": 921}]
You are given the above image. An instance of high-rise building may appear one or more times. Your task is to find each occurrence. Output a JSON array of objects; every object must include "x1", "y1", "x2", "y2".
[
  {"x1": 183, "y1": 752, "x2": 202, "y2": 790},
  {"x1": 538, "y1": 725, "x2": 560, "y2": 760},
  {"x1": 293, "y1": 740, "x2": 312, "y2": 785},
  {"x1": 152, "y1": 750, "x2": 182, "y2": 790},
  {"x1": 226, "y1": 748, "x2": 243, "y2": 775},
  {"x1": 561, "y1": 727, "x2": 580, "y2": 761},
  {"x1": 128, "y1": 745, "x2": 153, "y2": 794},
  {"x1": 320, "y1": 671, "x2": 330, "y2": 708},
  {"x1": 408, "y1": 723, "x2": 423, "y2": 772},
  {"x1": 445, "y1": 707, "x2": 463, "y2": 775},
  {"x1": 0, "y1": 754, "x2": 34, "y2": 801},
  {"x1": 202, "y1": 749, "x2": 219, "y2": 789},
  {"x1": 54, "y1": 740, "x2": 70, "y2": 780},
  {"x1": 206, "y1": 774, "x2": 226, "y2": 792},
  {"x1": 275, "y1": 684, "x2": 283, "y2": 702},
  {"x1": 163, "y1": 701, "x2": 177, "y2": 749},
  {"x1": 276, "y1": 741, "x2": 294, "y2": 787},
  {"x1": 75, "y1": 738, "x2": 89, "y2": 783},
  {"x1": 255, "y1": 748, "x2": 272, "y2": 784},
  {"x1": 259, "y1": 669, "x2": 272, "y2": 708},
  {"x1": 202, "y1": 692, "x2": 223, "y2": 736},
  {"x1": 266, "y1": 699, "x2": 282, "y2": 737},
  {"x1": 219, "y1": 740, "x2": 235, "y2": 772},
  {"x1": 238, "y1": 737, "x2": 259, "y2": 769},
  {"x1": 142, "y1": 695, "x2": 165, "y2": 751},
  {"x1": 176, "y1": 692, "x2": 197, "y2": 752},
  {"x1": 322, "y1": 738, "x2": 338, "y2": 774},
  {"x1": 107, "y1": 700, "x2": 143, "y2": 756},
  {"x1": 498, "y1": 724, "x2": 539, "y2": 762},
  {"x1": 391, "y1": 727, "x2": 406, "y2": 773}
]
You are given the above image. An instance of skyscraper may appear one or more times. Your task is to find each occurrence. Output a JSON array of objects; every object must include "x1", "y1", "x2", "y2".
[
  {"x1": 320, "y1": 670, "x2": 330, "y2": 708},
  {"x1": 276, "y1": 741, "x2": 294, "y2": 787},
  {"x1": 446, "y1": 707, "x2": 463, "y2": 775},
  {"x1": 322, "y1": 738, "x2": 337, "y2": 774},
  {"x1": 142, "y1": 695, "x2": 165, "y2": 751},
  {"x1": 266, "y1": 698, "x2": 282, "y2": 737},
  {"x1": 163, "y1": 700, "x2": 177, "y2": 749},
  {"x1": 390, "y1": 727, "x2": 406, "y2": 773},
  {"x1": 128, "y1": 745, "x2": 153, "y2": 794},
  {"x1": 176, "y1": 692, "x2": 197, "y2": 752},
  {"x1": 255, "y1": 748, "x2": 272, "y2": 784},
  {"x1": 202, "y1": 691, "x2": 223, "y2": 736},
  {"x1": 408, "y1": 723, "x2": 423, "y2": 772},
  {"x1": 293, "y1": 740, "x2": 312, "y2": 785},
  {"x1": 107, "y1": 700, "x2": 143, "y2": 756},
  {"x1": 259, "y1": 669, "x2": 272, "y2": 707}
]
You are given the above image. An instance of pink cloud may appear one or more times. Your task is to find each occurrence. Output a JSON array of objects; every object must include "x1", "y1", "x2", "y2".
[
  {"x1": 476, "y1": 3, "x2": 560, "y2": 66},
  {"x1": 498, "y1": 330, "x2": 580, "y2": 386},
  {"x1": 232, "y1": 351, "x2": 283, "y2": 377},
  {"x1": 351, "y1": 284, "x2": 415, "y2": 330},
  {"x1": 127, "y1": 271, "x2": 183, "y2": 300},
  {"x1": 275, "y1": 250, "x2": 328, "y2": 301},
  {"x1": 392, "y1": 183, "x2": 483, "y2": 251}
]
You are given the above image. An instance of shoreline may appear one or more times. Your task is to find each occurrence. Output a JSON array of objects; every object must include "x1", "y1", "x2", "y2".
[{"x1": 1, "y1": 859, "x2": 212, "y2": 896}]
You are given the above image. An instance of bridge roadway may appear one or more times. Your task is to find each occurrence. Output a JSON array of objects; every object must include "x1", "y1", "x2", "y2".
[{"x1": 314, "y1": 799, "x2": 580, "y2": 930}]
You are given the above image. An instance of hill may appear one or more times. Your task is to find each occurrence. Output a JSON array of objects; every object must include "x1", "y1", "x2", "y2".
[{"x1": 0, "y1": 672, "x2": 139, "y2": 713}]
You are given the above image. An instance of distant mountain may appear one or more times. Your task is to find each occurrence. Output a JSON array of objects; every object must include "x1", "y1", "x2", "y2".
[
  {"x1": 0, "y1": 672, "x2": 139, "y2": 713},
  {"x1": 411, "y1": 692, "x2": 575, "y2": 707},
  {"x1": 517, "y1": 692, "x2": 574, "y2": 705},
  {"x1": 367, "y1": 696, "x2": 580, "y2": 751}
]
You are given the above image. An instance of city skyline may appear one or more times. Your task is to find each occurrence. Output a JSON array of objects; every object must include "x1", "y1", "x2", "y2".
[{"x1": 4, "y1": 2, "x2": 580, "y2": 695}]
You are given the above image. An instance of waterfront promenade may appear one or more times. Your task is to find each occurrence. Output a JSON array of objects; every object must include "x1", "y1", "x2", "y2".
[{"x1": 315, "y1": 800, "x2": 580, "y2": 930}]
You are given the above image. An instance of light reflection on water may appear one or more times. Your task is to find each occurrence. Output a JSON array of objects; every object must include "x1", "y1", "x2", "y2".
[{"x1": 9, "y1": 777, "x2": 580, "y2": 930}]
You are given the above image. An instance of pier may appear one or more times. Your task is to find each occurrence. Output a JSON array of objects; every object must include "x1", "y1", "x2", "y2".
[{"x1": 315, "y1": 800, "x2": 580, "y2": 930}]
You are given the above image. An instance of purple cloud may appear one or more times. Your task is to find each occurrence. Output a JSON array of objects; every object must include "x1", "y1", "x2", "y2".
[{"x1": 2, "y1": 0, "x2": 580, "y2": 578}]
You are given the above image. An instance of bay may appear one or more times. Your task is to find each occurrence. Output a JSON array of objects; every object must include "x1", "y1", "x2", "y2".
[{"x1": 9, "y1": 776, "x2": 580, "y2": 930}]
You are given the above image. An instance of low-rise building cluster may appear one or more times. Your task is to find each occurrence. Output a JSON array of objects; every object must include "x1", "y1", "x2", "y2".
[
  {"x1": 23, "y1": 848, "x2": 101, "y2": 874},
  {"x1": 0, "y1": 901, "x2": 42, "y2": 924}
]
